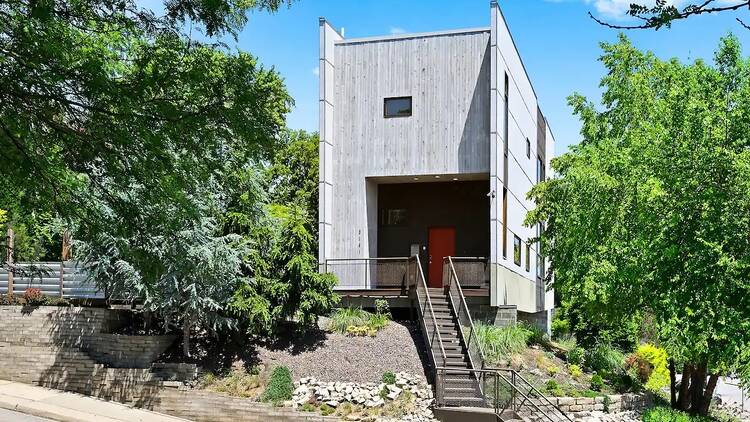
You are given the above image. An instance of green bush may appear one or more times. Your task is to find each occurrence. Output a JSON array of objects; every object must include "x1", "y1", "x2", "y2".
[
  {"x1": 319, "y1": 403, "x2": 334, "y2": 416},
  {"x1": 642, "y1": 407, "x2": 714, "y2": 422},
  {"x1": 544, "y1": 379, "x2": 563, "y2": 396},
  {"x1": 382, "y1": 371, "x2": 396, "y2": 385},
  {"x1": 626, "y1": 343, "x2": 669, "y2": 392},
  {"x1": 551, "y1": 316, "x2": 571, "y2": 339},
  {"x1": 568, "y1": 364, "x2": 583, "y2": 379},
  {"x1": 590, "y1": 374, "x2": 605, "y2": 392},
  {"x1": 567, "y1": 346, "x2": 586, "y2": 366},
  {"x1": 586, "y1": 343, "x2": 625, "y2": 375},
  {"x1": 474, "y1": 323, "x2": 531, "y2": 363},
  {"x1": 300, "y1": 403, "x2": 315, "y2": 412},
  {"x1": 524, "y1": 323, "x2": 550, "y2": 346},
  {"x1": 262, "y1": 366, "x2": 293, "y2": 404},
  {"x1": 375, "y1": 299, "x2": 390, "y2": 316}
]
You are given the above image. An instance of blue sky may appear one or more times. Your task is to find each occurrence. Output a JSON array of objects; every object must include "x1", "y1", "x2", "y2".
[{"x1": 230, "y1": 0, "x2": 750, "y2": 156}]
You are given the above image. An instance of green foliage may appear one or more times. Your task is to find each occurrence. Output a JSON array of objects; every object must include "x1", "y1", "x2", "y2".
[
  {"x1": 544, "y1": 380, "x2": 563, "y2": 396},
  {"x1": 231, "y1": 205, "x2": 339, "y2": 334},
  {"x1": 590, "y1": 374, "x2": 605, "y2": 392},
  {"x1": 603, "y1": 395, "x2": 612, "y2": 413},
  {"x1": 569, "y1": 364, "x2": 584, "y2": 379},
  {"x1": 300, "y1": 403, "x2": 315, "y2": 412},
  {"x1": 525, "y1": 323, "x2": 550, "y2": 347},
  {"x1": 551, "y1": 316, "x2": 571, "y2": 340},
  {"x1": 526, "y1": 35, "x2": 750, "y2": 401},
  {"x1": 201, "y1": 368, "x2": 265, "y2": 398},
  {"x1": 262, "y1": 366, "x2": 293, "y2": 404},
  {"x1": 556, "y1": 336, "x2": 578, "y2": 352},
  {"x1": 586, "y1": 343, "x2": 625, "y2": 375},
  {"x1": 375, "y1": 299, "x2": 390, "y2": 316},
  {"x1": 474, "y1": 323, "x2": 532, "y2": 364},
  {"x1": 642, "y1": 407, "x2": 714, "y2": 422},
  {"x1": 382, "y1": 371, "x2": 396, "y2": 385},
  {"x1": 626, "y1": 344, "x2": 670, "y2": 392},
  {"x1": 319, "y1": 403, "x2": 334, "y2": 416},
  {"x1": 567, "y1": 347, "x2": 586, "y2": 366},
  {"x1": 327, "y1": 307, "x2": 389, "y2": 335}
]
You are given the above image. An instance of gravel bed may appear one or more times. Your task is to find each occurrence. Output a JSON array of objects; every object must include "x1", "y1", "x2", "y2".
[{"x1": 256, "y1": 318, "x2": 429, "y2": 383}]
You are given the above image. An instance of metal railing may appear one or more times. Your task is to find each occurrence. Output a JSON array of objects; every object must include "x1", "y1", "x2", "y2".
[
  {"x1": 447, "y1": 256, "x2": 490, "y2": 288},
  {"x1": 409, "y1": 255, "x2": 447, "y2": 370},
  {"x1": 444, "y1": 257, "x2": 486, "y2": 374},
  {"x1": 324, "y1": 257, "x2": 410, "y2": 291},
  {"x1": 436, "y1": 367, "x2": 572, "y2": 422}
]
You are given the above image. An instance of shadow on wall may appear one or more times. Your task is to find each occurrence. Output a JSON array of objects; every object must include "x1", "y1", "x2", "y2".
[
  {"x1": 457, "y1": 42, "x2": 491, "y2": 174},
  {"x1": 0, "y1": 306, "x2": 163, "y2": 408}
]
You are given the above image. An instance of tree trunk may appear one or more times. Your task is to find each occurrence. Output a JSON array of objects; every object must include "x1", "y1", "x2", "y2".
[
  {"x1": 698, "y1": 374, "x2": 719, "y2": 416},
  {"x1": 669, "y1": 359, "x2": 677, "y2": 408},
  {"x1": 689, "y1": 363, "x2": 707, "y2": 416},
  {"x1": 182, "y1": 318, "x2": 192, "y2": 357},
  {"x1": 677, "y1": 363, "x2": 693, "y2": 411}
]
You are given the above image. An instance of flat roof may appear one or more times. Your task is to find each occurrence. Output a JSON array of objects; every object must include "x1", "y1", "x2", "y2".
[{"x1": 334, "y1": 27, "x2": 490, "y2": 45}]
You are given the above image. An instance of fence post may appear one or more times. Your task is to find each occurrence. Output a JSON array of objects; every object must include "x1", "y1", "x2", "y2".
[
  {"x1": 59, "y1": 262, "x2": 65, "y2": 298},
  {"x1": 6, "y1": 227, "x2": 13, "y2": 295},
  {"x1": 61, "y1": 230, "x2": 72, "y2": 261}
]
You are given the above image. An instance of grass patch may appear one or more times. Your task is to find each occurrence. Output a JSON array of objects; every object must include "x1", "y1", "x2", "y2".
[
  {"x1": 586, "y1": 343, "x2": 625, "y2": 375},
  {"x1": 198, "y1": 367, "x2": 266, "y2": 398},
  {"x1": 475, "y1": 323, "x2": 532, "y2": 364},
  {"x1": 642, "y1": 406, "x2": 714, "y2": 422},
  {"x1": 328, "y1": 307, "x2": 389, "y2": 336}
]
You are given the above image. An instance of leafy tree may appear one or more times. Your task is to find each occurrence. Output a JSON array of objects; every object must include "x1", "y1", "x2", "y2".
[
  {"x1": 589, "y1": 0, "x2": 750, "y2": 30},
  {"x1": 527, "y1": 35, "x2": 750, "y2": 416},
  {"x1": 266, "y1": 130, "x2": 320, "y2": 233}
]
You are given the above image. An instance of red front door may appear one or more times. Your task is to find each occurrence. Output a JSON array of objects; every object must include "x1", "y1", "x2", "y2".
[{"x1": 428, "y1": 227, "x2": 456, "y2": 288}]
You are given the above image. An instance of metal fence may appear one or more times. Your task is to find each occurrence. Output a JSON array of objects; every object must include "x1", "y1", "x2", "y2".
[
  {"x1": 323, "y1": 257, "x2": 410, "y2": 290},
  {"x1": 0, "y1": 261, "x2": 103, "y2": 299}
]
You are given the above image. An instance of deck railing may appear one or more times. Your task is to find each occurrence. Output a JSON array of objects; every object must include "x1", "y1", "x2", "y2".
[
  {"x1": 409, "y1": 255, "x2": 447, "y2": 370},
  {"x1": 323, "y1": 257, "x2": 411, "y2": 290},
  {"x1": 443, "y1": 257, "x2": 486, "y2": 375}
]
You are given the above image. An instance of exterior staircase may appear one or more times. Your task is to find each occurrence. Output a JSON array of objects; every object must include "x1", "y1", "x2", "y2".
[{"x1": 410, "y1": 255, "x2": 572, "y2": 422}]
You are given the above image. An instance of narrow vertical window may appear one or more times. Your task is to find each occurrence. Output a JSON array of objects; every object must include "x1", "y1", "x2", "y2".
[
  {"x1": 513, "y1": 235, "x2": 522, "y2": 266},
  {"x1": 502, "y1": 188, "x2": 508, "y2": 258},
  {"x1": 503, "y1": 73, "x2": 509, "y2": 159},
  {"x1": 525, "y1": 243, "x2": 531, "y2": 272},
  {"x1": 526, "y1": 138, "x2": 531, "y2": 158},
  {"x1": 537, "y1": 155, "x2": 545, "y2": 183}
]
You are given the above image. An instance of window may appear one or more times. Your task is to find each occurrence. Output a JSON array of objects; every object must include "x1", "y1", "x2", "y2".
[
  {"x1": 380, "y1": 209, "x2": 407, "y2": 226},
  {"x1": 526, "y1": 138, "x2": 531, "y2": 158},
  {"x1": 525, "y1": 243, "x2": 531, "y2": 272},
  {"x1": 513, "y1": 235, "x2": 522, "y2": 266},
  {"x1": 537, "y1": 156, "x2": 545, "y2": 183},
  {"x1": 384, "y1": 97, "x2": 412, "y2": 117},
  {"x1": 503, "y1": 73, "x2": 509, "y2": 157}
]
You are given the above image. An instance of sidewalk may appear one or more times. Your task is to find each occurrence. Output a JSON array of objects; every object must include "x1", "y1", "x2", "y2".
[{"x1": 0, "y1": 380, "x2": 191, "y2": 422}]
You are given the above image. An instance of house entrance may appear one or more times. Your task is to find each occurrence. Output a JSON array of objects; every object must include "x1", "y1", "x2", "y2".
[{"x1": 428, "y1": 227, "x2": 455, "y2": 288}]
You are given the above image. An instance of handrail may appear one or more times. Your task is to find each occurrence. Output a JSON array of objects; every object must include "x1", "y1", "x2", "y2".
[
  {"x1": 445, "y1": 257, "x2": 486, "y2": 372},
  {"x1": 411, "y1": 255, "x2": 447, "y2": 369},
  {"x1": 325, "y1": 257, "x2": 410, "y2": 262},
  {"x1": 489, "y1": 367, "x2": 572, "y2": 421},
  {"x1": 436, "y1": 366, "x2": 571, "y2": 422}
]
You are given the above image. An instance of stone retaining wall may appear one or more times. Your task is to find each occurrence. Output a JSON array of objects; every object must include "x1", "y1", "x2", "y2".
[
  {"x1": 551, "y1": 392, "x2": 653, "y2": 414},
  {"x1": 87, "y1": 333, "x2": 177, "y2": 368},
  {"x1": 0, "y1": 306, "x2": 335, "y2": 422}
]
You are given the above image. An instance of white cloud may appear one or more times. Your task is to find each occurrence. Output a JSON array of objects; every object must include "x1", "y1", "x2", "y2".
[
  {"x1": 312, "y1": 66, "x2": 319, "y2": 76},
  {"x1": 389, "y1": 27, "x2": 407, "y2": 35}
]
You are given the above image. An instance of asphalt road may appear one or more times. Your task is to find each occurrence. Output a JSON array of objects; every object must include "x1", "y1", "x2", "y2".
[{"x1": 0, "y1": 408, "x2": 54, "y2": 422}]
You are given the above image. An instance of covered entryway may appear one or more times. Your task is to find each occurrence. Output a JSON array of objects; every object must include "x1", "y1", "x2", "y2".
[{"x1": 377, "y1": 179, "x2": 490, "y2": 288}]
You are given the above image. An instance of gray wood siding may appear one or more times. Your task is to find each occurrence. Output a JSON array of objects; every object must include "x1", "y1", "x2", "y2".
[
  {"x1": 334, "y1": 31, "x2": 491, "y2": 177},
  {"x1": 329, "y1": 32, "x2": 491, "y2": 280}
]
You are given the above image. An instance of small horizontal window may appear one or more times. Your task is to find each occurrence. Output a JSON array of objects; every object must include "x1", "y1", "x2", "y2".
[{"x1": 384, "y1": 97, "x2": 412, "y2": 118}]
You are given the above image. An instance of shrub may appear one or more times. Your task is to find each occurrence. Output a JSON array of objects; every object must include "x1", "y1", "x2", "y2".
[
  {"x1": 568, "y1": 364, "x2": 583, "y2": 379},
  {"x1": 625, "y1": 343, "x2": 669, "y2": 392},
  {"x1": 382, "y1": 371, "x2": 396, "y2": 385},
  {"x1": 23, "y1": 288, "x2": 44, "y2": 305},
  {"x1": 319, "y1": 403, "x2": 334, "y2": 416},
  {"x1": 300, "y1": 403, "x2": 315, "y2": 412},
  {"x1": 590, "y1": 374, "x2": 605, "y2": 392},
  {"x1": 567, "y1": 346, "x2": 586, "y2": 366},
  {"x1": 375, "y1": 299, "x2": 390, "y2": 316},
  {"x1": 642, "y1": 406, "x2": 714, "y2": 422},
  {"x1": 603, "y1": 395, "x2": 611, "y2": 413},
  {"x1": 524, "y1": 323, "x2": 550, "y2": 346},
  {"x1": 547, "y1": 365, "x2": 559, "y2": 376},
  {"x1": 262, "y1": 366, "x2": 293, "y2": 404},
  {"x1": 555, "y1": 335, "x2": 577, "y2": 352},
  {"x1": 346, "y1": 325, "x2": 376, "y2": 337},
  {"x1": 474, "y1": 323, "x2": 531, "y2": 363},
  {"x1": 551, "y1": 316, "x2": 570, "y2": 339},
  {"x1": 586, "y1": 343, "x2": 625, "y2": 375},
  {"x1": 544, "y1": 379, "x2": 563, "y2": 396}
]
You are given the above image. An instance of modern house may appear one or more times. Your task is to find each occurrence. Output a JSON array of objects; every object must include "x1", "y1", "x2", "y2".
[{"x1": 318, "y1": 1, "x2": 555, "y2": 331}]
